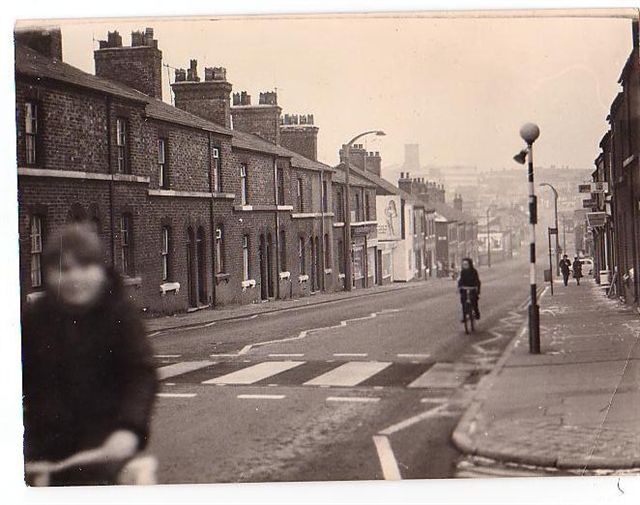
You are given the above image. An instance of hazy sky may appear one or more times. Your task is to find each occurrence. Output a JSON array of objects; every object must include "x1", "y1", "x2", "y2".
[{"x1": 30, "y1": 12, "x2": 632, "y2": 171}]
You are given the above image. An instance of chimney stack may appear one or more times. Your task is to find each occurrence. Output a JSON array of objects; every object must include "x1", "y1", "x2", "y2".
[
  {"x1": 94, "y1": 27, "x2": 163, "y2": 99},
  {"x1": 280, "y1": 113, "x2": 319, "y2": 161},
  {"x1": 230, "y1": 90, "x2": 282, "y2": 144},
  {"x1": 15, "y1": 26, "x2": 63, "y2": 60},
  {"x1": 171, "y1": 60, "x2": 233, "y2": 127}
]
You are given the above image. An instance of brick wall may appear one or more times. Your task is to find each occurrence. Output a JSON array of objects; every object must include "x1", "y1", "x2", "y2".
[
  {"x1": 280, "y1": 126, "x2": 318, "y2": 161},
  {"x1": 231, "y1": 105, "x2": 281, "y2": 144}
]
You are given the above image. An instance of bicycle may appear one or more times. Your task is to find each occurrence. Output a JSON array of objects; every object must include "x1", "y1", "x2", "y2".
[
  {"x1": 460, "y1": 287, "x2": 478, "y2": 334},
  {"x1": 25, "y1": 453, "x2": 158, "y2": 486}
]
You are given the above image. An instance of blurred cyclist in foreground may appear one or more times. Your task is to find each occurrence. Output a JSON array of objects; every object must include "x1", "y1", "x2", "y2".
[{"x1": 22, "y1": 223, "x2": 158, "y2": 486}]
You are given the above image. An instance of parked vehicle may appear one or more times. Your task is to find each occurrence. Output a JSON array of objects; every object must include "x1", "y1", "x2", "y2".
[{"x1": 579, "y1": 257, "x2": 594, "y2": 276}]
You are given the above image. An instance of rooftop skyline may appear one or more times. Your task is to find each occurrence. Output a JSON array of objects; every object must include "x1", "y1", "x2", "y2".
[{"x1": 18, "y1": 12, "x2": 632, "y2": 171}]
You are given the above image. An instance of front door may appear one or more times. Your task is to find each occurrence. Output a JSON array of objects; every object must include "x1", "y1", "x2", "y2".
[
  {"x1": 267, "y1": 234, "x2": 274, "y2": 298},
  {"x1": 186, "y1": 228, "x2": 197, "y2": 308},
  {"x1": 259, "y1": 235, "x2": 268, "y2": 300},
  {"x1": 196, "y1": 227, "x2": 207, "y2": 305}
]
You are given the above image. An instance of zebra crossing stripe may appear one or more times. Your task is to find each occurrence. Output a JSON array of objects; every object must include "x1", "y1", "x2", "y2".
[
  {"x1": 157, "y1": 361, "x2": 213, "y2": 380},
  {"x1": 202, "y1": 360, "x2": 304, "y2": 385},
  {"x1": 303, "y1": 361, "x2": 391, "y2": 387}
]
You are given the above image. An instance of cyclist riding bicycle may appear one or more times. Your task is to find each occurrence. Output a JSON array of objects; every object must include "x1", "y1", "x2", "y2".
[
  {"x1": 458, "y1": 257, "x2": 481, "y2": 322},
  {"x1": 22, "y1": 223, "x2": 158, "y2": 486}
]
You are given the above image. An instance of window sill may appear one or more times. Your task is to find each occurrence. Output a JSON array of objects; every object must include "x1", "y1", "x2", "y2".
[
  {"x1": 338, "y1": 273, "x2": 346, "y2": 280},
  {"x1": 279, "y1": 271, "x2": 291, "y2": 280},
  {"x1": 123, "y1": 276, "x2": 142, "y2": 288},
  {"x1": 160, "y1": 281, "x2": 180, "y2": 295},
  {"x1": 215, "y1": 273, "x2": 230, "y2": 285},
  {"x1": 26, "y1": 291, "x2": 45, "y2": 304},
  {"x1": 324, "y1": 268, "x2": 333, "y2": 275},
  {"x1": 241, "y1": 279, "x2": 256, "y2": 290},
  {"x1": 298, "y1": 274, "x2": 309, "y2": 283}
]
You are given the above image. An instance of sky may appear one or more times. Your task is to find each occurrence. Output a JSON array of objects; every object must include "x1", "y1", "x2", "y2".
[{"x1": 20, "y1": 11, "x2": 632, "y2": 172}]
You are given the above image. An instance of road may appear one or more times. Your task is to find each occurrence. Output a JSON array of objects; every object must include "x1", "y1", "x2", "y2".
[{"x1": 147, "y1": 257, "x2": 534, "y2": 483}]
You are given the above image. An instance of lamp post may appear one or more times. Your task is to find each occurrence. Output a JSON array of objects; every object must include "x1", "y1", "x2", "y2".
[
  {"x1": 486, "y1": 207, "x2": 492, "y2": 268},
  {"x1": 540, "y1": 182, "x2": 560, "y2": 277},
  {"x1": 342, "y1": 130, "x2": 386, "y2": 291},
  {"x1": 514, "y1": 122, "x2": 541, "y2": 354}
]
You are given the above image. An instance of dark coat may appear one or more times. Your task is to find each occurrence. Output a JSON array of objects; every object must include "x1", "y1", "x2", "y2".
[
  {"x1": 458, "y1": 266, "x2": 481, "y2": 295},
  {"x1": 560, "y1": 259, "x2": 571, "y2": 276},
  {"x1": 21, "y1": 270, "x2": 158, "y2": 463},
  {"x1": 572, "y1": 260, "x2": 583, "y2": 278}
]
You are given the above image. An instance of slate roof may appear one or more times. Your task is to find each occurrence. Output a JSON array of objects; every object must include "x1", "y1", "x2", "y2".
[
  {"x1": 15, "y1": 43, "x2": 334, "y2": 174},
  {"x1": 16, "y1": 44, "x2": 233, "y2": 137}
]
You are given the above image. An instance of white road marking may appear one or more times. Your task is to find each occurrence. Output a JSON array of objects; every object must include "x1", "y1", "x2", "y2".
[
  {"x1": 157, "y1": 393, "x2": 197, "y2": 398},
  {"x1": 154, "y1": 354, "x2": 181, "y2": 359},
  {"x1": 397, "y1": 353, "x2": 431, "y2": 359},
  {"x1": 237, "y1": 394, "x2": 285, "y2": 400},
  {"x1": 420, "y1": 397, "x2": 449, "y2": 404},
  {"x1": 379, "y1": 404, "x2": 454, "y2": 436},
  {"x1": 204, "y1": 321, "x2": 217, "y2": 327},
  {"x1": 333, "y1": 353, "x2": 368, "y2": 358},
  {"x1": 304, "y1": 361, "x2": 391, "y2": 387},
  {"x1": 157, "y1": 360, "x2": 213, "y2": 380},
  {"x1": 407, "y1": 363, "x2": 468, "y2": 389},
  {"x1": 372, "y1": 435, "x2": 402, "y2": 480},
  {"x1": 147, "y1": 331, "x2": 162, "y2": 337},
  {"x1": 164, "y1": 382, "x2": 176, "y2": 386},
  {"x1": 268, "y1": 353, "x2": 305, "y2": 358},
  {"x1": 202, "y1": 361, "x2": 304, "y2": 385},
  {"x1": 326, "y1": 396, "x2": 380, "y2": 403}
]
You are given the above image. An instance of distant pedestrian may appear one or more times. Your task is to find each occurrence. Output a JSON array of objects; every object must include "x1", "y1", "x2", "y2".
[
  {"x1": 573, "y1": 256, "x2": 583, "y2": 286},
  {"x1": 560, "y1": 254, "x2": 571, "y2": 286},
  {"x1": 22, "y1": 223, "x2": 158, "y2": 486}
]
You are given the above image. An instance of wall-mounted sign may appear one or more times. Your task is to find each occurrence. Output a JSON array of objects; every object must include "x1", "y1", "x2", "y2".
[
  {"x1": 376, "y1": 195, "x2": 402, "y2": 241},
  {"x1": 579, "y1": 182, "x2": 609, "y2": 194},
  {"x1": 582, "y1": 198, "x2": 596, "y2": 209},
  {"x1": 586, "y1": 212, "x2": 607, "y2": 227}
]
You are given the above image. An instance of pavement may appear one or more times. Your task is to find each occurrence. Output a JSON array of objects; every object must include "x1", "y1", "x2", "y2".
[
  {"x1": 452, "y1": 277, "x2": 640, "y2": 472},
  {"x1": 144, "y1": 278, "x2": 433, "y2": 333}
]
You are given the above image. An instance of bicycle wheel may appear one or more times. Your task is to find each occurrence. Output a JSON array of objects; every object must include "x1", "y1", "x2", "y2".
[
  {"x1": 469, "y1": 310, "x2": 475, "y2": 333},
  {"x1": 463, "y1": 306, "x2": 470, "y2": 334}
]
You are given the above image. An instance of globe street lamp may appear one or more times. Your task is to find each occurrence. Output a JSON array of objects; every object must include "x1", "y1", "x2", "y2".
[
  {"x1": 514, "y1": 122, "x2": 541, "y2": 354},
  {"x1": 342, "y1": 130, "x2": 386, "y2": 291}
]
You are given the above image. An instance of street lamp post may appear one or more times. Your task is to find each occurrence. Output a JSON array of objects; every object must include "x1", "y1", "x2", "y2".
[
  {"x1": 342, "y1": 130, "x2": 385, "y2": 292},
  {"x1": 540, "y1": 183, "x2": 560, "y2": 276},
  {"x1": 514, "y1": 122, "x2": 541, "y2": 354},
  {"x1": 486, "y1": 207, "x2": 491, "y2": 268}
]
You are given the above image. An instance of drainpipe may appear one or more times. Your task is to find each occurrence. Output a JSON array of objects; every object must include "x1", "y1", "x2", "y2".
[
  {"x1": 208, "y1": 133, "x2": 216, "y2": 306},
  {"x1": 273, "y1": 157, "x2": 281, "y2": 299},
  {"x1": 319, "y1": 167, "x2": 326, "y2": 291}
]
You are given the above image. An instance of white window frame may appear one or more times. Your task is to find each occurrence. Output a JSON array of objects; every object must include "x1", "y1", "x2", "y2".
[
  {"x1": 25, "y1": 102, "x2": 38, "y2": 165},
  {"x1": 158, "y1": 138, "x2": 167, "y2": 188},
  {"x1": 121, "y1": 214, "x2": 133, "y2": 275},
  {"x1": 242, "y1": 234, "x2": 250, "y2": 281},
  {"x1": 30, "y1": 215, "x2": 43, "y2": 288},
  {"x1": 240, "y1": 164, "x2": 248, "y2": 205},
  {"x1": 213, "y1": 147, "x2": 221, "y2": 192},
  {"x1": 215, "y1": 225, "x2": 224, "y2": 274},
  {"x1": 116, "y1": 118, "x2": 128, "y2": 173},
  {"x1": 298, "y1": 236, "x2": 306, "y2": 274},
  {"x1": 297, "y1": 178, "x2": 304, "y2": 212},
  {"x1": 161, "y1": 226, "x2": 169, "y2": 281}
]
